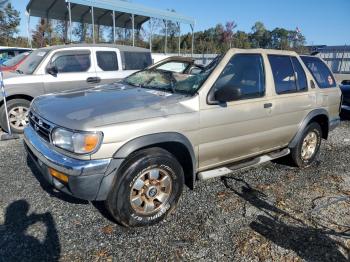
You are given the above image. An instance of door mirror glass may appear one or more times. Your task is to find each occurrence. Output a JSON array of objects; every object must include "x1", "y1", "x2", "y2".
[
  {"x1": 214, "y1": 85, "x2": 242, "y2": 102},
  {"x1": 47, "y1": 65, "x2": 58, "y2": 76}
]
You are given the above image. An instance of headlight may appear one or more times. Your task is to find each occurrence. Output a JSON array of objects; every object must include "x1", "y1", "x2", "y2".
[{"x1": 52, "y1": 128, "x2": 103, "y2": 154}]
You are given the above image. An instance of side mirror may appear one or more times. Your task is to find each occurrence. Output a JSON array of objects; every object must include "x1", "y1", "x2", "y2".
[
  {"x1": 214, "y1": 85, "x2": 242, "y2": 103},
  {"x1": 47, "y1": 65, "x2": 58, "y2": 77}
]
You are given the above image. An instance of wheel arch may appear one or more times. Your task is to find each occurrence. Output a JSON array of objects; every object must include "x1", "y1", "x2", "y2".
[
  {"x1": 113, "y1": 132, "x2": 197, "y2": 189},
  {"x1": 289, "y1": 109, "x2": 329, "y2": 148},
  {"x1": 0, "y1": 94, "x2": 34, "y2": 108}
]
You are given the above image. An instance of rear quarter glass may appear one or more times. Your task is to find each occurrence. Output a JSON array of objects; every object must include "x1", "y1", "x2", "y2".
[{"x1": 300, "y1": 56, "x2": 337, "y2": 88}]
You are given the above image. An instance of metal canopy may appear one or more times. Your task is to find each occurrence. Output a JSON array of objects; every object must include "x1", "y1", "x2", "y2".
[
  {"x1": 26, "y1": 0, "x2": 195, "y2": 27},
  {"x1": 26, "y1": 0, "x2": 196, "y2": 54}
]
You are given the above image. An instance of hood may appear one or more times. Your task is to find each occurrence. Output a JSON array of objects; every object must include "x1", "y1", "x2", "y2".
[{"x1": 32, "y1": 83, "x2": 195, "y2": 130}]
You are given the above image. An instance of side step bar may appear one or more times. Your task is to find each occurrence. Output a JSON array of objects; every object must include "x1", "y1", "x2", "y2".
[{"x1": 197, "y1": 148, "x2": 290, "y2": 180}]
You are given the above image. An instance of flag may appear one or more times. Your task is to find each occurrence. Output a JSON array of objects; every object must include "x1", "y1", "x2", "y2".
[{"x1": 295, "y1": 27, "x2": 301, "y2": 40}]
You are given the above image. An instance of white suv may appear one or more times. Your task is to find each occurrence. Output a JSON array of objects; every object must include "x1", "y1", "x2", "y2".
[{"x1": 0, "y1": 44, "x2": 152, "y2": 133}]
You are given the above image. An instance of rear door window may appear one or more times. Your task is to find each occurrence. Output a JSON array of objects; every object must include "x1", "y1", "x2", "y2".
[
  {"x1": 301, "y1": 56, "x2": 336, "y2": 88},
  {"x1": 291, "y1": 57, "x2": 308, "y2": 91},
  {"x1": 96, "y1": 51, "x2": 118, "y2": 71},
  {"x1": 122, "y1": 52, "x2": 152, "y2": 70},
  {"x1": 268, "y1": 55, "x2": 297, "y2": 94}
]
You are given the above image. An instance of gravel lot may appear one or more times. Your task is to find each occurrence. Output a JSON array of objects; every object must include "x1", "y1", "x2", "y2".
[{"x1": 1, "y1": 120, "x2": 350, "y2": 262}]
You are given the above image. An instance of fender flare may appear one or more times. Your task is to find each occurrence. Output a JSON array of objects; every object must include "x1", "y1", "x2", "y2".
[
  {"x1": 113, "y1": 132, "x2": 197, "y2": 186},
  {"x1": 289, "y1": 109, "x2": 329, "y2": 148}
]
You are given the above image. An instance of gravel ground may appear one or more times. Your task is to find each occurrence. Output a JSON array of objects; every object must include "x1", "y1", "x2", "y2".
[{"x1": 1, "y1": 121, "x2": 350, "y2": 262}]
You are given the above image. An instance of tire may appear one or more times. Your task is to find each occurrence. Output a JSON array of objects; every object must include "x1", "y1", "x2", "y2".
[
  {"x1": 0, "y1": 99, "x2": 31, "y2": 134},
  {"x1": 290, "y1": 122, "x2": 322, "y2": 168},
  {"x1": 105, "y1": 147, "x2": 184, "y2": 227}
]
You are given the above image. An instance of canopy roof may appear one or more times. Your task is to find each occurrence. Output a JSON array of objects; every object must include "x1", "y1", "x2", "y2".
[{"x1": 26, "y1": 0, "x2": 195, "y2": 29}]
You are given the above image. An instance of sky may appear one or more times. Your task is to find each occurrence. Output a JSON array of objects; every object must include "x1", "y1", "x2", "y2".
[{"x1": 11, "y1": 0, "x2": 350, "y2": 46}]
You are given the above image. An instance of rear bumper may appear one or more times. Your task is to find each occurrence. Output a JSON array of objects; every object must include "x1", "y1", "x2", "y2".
[{"x1": 24, "y1": 126, "x2": 123, "y2": 201}]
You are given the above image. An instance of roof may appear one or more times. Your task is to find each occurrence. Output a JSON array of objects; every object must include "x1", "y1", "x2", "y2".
[
  {"x1": 34, "y1": 43, "x2": 150, "y2": 52},
  {"x1": 226, "y1": 48, "x2": 298, "y2": 56},
  {"x1": 0, "y1": 47, "x2": 32, "y2": 51},
  {"x1": 26, "y1": 0, "x2": 195, "y2": 29}
]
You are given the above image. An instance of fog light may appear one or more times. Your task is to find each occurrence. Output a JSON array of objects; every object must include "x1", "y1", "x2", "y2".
[{"x1": 49, "y1": 168, "x2": 68, "y2": 183}]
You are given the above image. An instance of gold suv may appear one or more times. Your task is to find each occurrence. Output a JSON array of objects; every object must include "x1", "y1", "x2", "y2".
[{"x1": 24, "y1": 49, "x2": 341, "y2": 227}]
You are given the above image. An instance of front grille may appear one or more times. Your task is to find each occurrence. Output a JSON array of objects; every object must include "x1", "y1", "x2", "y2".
[{"x1": 29, "y1": 111, "x2": 53, "y2": 142}]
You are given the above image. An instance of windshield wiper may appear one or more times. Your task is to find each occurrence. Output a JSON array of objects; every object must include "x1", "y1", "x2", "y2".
[{"x1": 16, "y1": 69, "x2": 24, "y2": 74}]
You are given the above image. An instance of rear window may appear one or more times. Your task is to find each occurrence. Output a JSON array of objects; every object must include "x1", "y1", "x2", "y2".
[
  {"x1": 122, "y1": 51, "x2": 152, "y2": 70},
  {"x1": 268, "y1": 55, "x2": 297, "y2": 94},
  {"x1": 291, "y1": 57, "x2": 308, "y2": 91},
  {"x1": 301, "y1": 56, "x2": 336, "y2": 88},
  {"x1": 96, "y1": 51, "x2": 118, "y2": 71}
]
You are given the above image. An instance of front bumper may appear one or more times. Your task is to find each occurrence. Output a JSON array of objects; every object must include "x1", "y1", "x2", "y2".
[{"x1": 24, "y1": 126, "x2": 122, "y2": 201}]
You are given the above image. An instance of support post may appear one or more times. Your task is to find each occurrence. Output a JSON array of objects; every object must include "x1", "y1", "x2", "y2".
[
  {"x1": 164, "y1": 20, "x2": 167, "y2": 54},
  {"x1": 177, "y1": 22, "x2": 181, "y2": 55},
  {"x1": 112, "y1": 11, "x2": 116, "y2": 43},
  {"x1": 26, "y1": 9, "x2": 32, "y2": 48},
  {"x1": 190, "y1": 24, "x2": 194, "y2": 56},
  {"x1": 91, "y1": 6, "x2": 95, "y2": 44},
  {"x1": 132, "y1": 14, "x2": 135, "y2": 46},
  {"x1": 68, "y1": 1, "x2": 72, "y2": 43},
  {"x1": 149, "y1": 19, "x2": 152, "y2": 52}
]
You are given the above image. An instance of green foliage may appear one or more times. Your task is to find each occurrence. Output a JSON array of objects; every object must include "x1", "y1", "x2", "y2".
[{"x1": 0, "y1": 2, "x2": 20, "y2": 46}]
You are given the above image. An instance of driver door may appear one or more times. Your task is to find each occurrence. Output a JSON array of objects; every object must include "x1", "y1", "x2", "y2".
[
  {"x1": 199, "y1": 53, "x2": 278, "y2": 170},
  {"x1": 43, "y1": 49, "x2": 97, "y2": 94}
]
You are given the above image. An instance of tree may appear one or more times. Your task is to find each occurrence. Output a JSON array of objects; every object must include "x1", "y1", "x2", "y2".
[
  {"x1": 0, "y1": 0, "x2": 9, "y2": 8},
  {"x1": 233, "y1": 31, "x2": 251, "y2": 49},
  {"x1": 223, "y1": 21, "x2": 237, "y2": 49},
  {"x1": 32, "y1": 18, "x2": 53, "y2": 48},
  {"x1": 271, "y1": 27, "x2": 290, "y2": 49},
  {"x1": 144, "y1": 18, "x2": 161, "y2": 51},
  {"x1": 251, "y1": 22, "x2": 270, "y2": 48},
  {"x1": 0, "y1": 3, "x2": 20, "y2": 45}
]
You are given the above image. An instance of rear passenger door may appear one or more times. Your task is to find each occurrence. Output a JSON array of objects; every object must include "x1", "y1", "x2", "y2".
[
  {"x1": 267, "y1": 55, "x2": 314, "y2": 145},
  {"x1": 94, "y1": 48, "x2": 128, "y2": 85},
  {"x1": 43, "y1": 49, "x2": 98, "y2": 94}
]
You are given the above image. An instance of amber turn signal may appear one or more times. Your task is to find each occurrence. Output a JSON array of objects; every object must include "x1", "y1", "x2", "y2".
[{"x1": 49, "y1": 168, "x2": 68, "y2": 183}]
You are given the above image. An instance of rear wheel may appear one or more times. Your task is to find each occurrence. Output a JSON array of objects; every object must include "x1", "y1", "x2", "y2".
[
  {"x1": 105, "y1": 148, "x2": 184, "y2": 227},
  {"x1": 290, "y1": 122, "x2": 322, "y2": 167},
  {"x1": 0, "y1": 99, "x2": 31, "y2": 134}
]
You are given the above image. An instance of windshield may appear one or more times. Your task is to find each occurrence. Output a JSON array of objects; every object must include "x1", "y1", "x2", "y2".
[
  {"x1": 123, "y1": 56, "x2": 221, "y2": 95},
  {"x1": 3, "y1": 52, "x2": 30, "y2": 67},
  {"x1": 17, "y1": 49, "x2": 49, "y2": 74}
]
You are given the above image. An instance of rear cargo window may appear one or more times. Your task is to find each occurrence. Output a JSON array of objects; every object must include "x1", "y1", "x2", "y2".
[
  {"x1": 301, "y1": 56, "x2": 336, "y2": 88},
  {"x1": 121, "y1": 52, "x2": 152, "y2": 70},
  {"x1": 96, "y1": 51, "x2": 118, "y2": 71}
]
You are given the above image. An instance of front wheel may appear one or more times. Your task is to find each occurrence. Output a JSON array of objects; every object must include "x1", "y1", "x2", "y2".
[
  {"x1": 290, "y1": 122, "x2": 322, "y2": 168},
  {"x1": 105, "y1": 148, "x2": 184, "y2": 227},
  {"x1": 0, "y1": 99, "x2": 31, "y2": 134}
]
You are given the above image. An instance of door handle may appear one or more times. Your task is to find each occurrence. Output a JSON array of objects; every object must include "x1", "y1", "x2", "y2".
[
  {"x1": 86, "y1": 77, "x2": 101, "y2": 84},
  {"x1": 264, "y1": 103, "x2": 273, "y2": 108}
]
